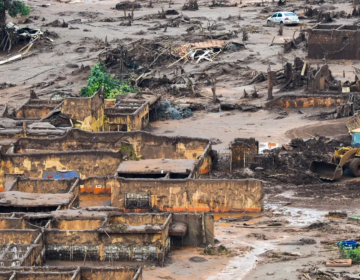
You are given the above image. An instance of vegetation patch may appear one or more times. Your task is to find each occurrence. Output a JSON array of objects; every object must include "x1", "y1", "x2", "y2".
[{"x1": 80, "y1": 63, "x2": 136, "y2": 99}]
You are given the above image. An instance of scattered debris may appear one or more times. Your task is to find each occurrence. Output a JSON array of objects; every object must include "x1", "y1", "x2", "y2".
[
  {"x1": 44, "y1": 19, "x2": 68, "y2": 28},
  {"x1": 182, "y1": 0, "x2": 198, "y2": 11},
  {"x1": 158, "y1": 100, "x2": 193, "y2": 120},
  {"x1": 326, "y1": 259, "x2": 352, "y2": 267},
  {"x1": 189, "y1": 256, "x2": 207, "y2": 262},
  {"x1": 115, "y1": 1, "x2": 141, "y2": 10},
  {"x1": 204, "y1": 245, "x2": 229, "y2": 255}
]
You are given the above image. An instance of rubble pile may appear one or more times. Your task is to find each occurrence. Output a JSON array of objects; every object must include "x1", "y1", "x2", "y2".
[
  {"x1": 158, "y1": 100, "x2": 193, "y2": 120},
  {"x1": 236, "y1": 136, "x2": 351, "y2": 185}
]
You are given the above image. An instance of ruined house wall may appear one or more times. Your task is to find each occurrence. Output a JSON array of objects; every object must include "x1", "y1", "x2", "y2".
[
  {"x1": 105, "y1": 114, "x2": 128, "y2": 131},
  {"x1": 0, "y1": 268, "x2": 141, "y2": 280},
  {"x1": 13, "y1": 129, "x2": 209, "y2": 160},
  {"x1": 45, "y1": 230, "x2": 164, "y2": 261},
  {"x1": 80, "y1": 269, "x2": 140, "y2": 280},
  {"x1": 45, "y1": 228, "x2": 165, "y2": 247},
  {"x1": 0, "y1": 151, "x2": 122, "y2": 189},
  {"x1": 16, "y1": 106, "x2": 56, "y2": 119},
  {"x1": 105, "y1": 103, "x2": 149, "y2": 132},
  {"x1": 21, "y1": 243, "x2": 44, "y2": 267},
  {"x1": 308, "y1": 28, "x2": 360, "y2": 60},
  {"x1": 0, "y1": 218, "x2": 26, "y2": 229},
  {"x1": 109, "y1": 214, "x2": 168, "y2": 226},
  {"x1": 11, "y1": 178, "x2": 76, "y2": 193},
  {"x1": 61, "y1": 92, "x2": 104, "y2": 132},
  {"x1": 230, "y1": 138, "x2": 259, "y2": 170},
  {"x1": 0, "y1": 272, "x2": 13, "y2": 280},
  {"x1": 172, "y1": 213, "x2": 214, "y2": 246},
  {"x1": 128, "y1": 103, "x2": 149, "y2": 131},
  {"x1": 126, "y1": 133, "x2": 209, "y2": 160},
  {"x1": 51, "y1": 219, "x2": 104, "y2": 230},
  {"x1": 15, "y1": 99, "x2": 62, "y2": 120},
  {"x1": 266, "y1": 95, "x2": 342, "y2": 109},
  {"x1": 0, "y1": 230, "x2": 39, "y2": 244},
  {"x1": 112, "y1": 179, "x2": 263, "y2": 213},
  {"x1": 79, "y1": 176, "x2": 118, "y2": 194},
  {"x1": 16, "y1": 274, "x2": 72, "y2": 280},
  {"x1": 284, "y1": 32, "x2": 306, "y2": 53}
]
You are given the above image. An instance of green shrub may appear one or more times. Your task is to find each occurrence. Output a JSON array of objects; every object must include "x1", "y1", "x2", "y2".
[
  {"x1": 80, "y1": 63, "x2": 136, "y2": 99},
  {"x1": 0, "y1": 1, "x2": 30, "y2": 19},
  {"x1": 8, "y1": 1, "x2": 30, "y2": 17},
  {"x1": 339, "y1": 242, "x2": 360, "y2": 264}
]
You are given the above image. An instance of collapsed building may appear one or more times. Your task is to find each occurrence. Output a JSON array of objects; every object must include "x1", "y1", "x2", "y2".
[
  {"x1": 0, "y1": 97, "x2": 264, "y2": 271},
  {"x1": 264, "y1": 55, "x2": 360, "y2": 119},
  {"x1": 0, "y1": 129, "x2": 262, "y2": 213},
  {"x1": 1, "y1": 90, "x2": 160, "y2": 135},
  {"x1": 0, "y1": 176, "x2": 215, "y2": 264}
]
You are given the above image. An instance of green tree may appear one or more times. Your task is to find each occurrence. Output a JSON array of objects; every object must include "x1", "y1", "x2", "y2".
[
  {"x1": 0, "y1": 0, "x2": 30, "y2": 27},
  {"x1": 81, "y1": 63, "x2": 136, "y2": 99}
]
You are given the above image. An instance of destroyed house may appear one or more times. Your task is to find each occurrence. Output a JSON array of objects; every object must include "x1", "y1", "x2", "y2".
[
  {"x1": 2, "y1": 91, "x2": 161, "y2": 135},
  {"x1": 45, "y1": 212, "x2": 172, "y2": 263},
  {"x1": 111, "y1": 178, "x2": 263, "y2": 213},
  {"x1": 0, "y1": 211, "x2": 213, "y2": 265},
  {"x1": 0, "y1": 130, "x2": 264, "y2": 213},
  {"x1": 0, "y1": 215, "x2": 43, "y2": 267},
  {"x1": 308, "y1": 24, "x2": 360, "y2": 60},
  {"x1": 0, "y1": 266, "x2": 142, "y2": 280},
  {"x1": 72, "y1": 176, "x2": 263, "y2": 213},
  {"x1": 0, "y1": 177, "x2": 79, "y2": 210},
  {"x1": 104, "y1": 100, "x2": 149, "y2": 132},
  {"x1": 0, "y1": 129, "x2": 211, "y2": 187}
]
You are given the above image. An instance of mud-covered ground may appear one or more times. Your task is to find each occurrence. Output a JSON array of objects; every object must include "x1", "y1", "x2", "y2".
[{"x1": 3, "y1": 0, "x2": 360, "y2": 279}]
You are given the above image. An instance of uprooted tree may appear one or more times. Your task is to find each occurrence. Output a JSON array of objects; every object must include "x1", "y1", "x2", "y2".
[{"x1": 0, "y1": 0, "x2": 30, "y2": 45}]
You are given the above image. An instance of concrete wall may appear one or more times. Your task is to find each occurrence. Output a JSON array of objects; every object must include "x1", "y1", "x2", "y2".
[
  {"x1": 81, "y1": 268, "x2": 141, "y2": 280},
  {"x1": 10, "y1": 178, "x2": 77, "y2": 193},
  {"x1": 0, "y1": 151, "x2": 122, "y2": 190},
  {"x1": 230, "y1": 138, "x2": 259, "y2": 170},
  {"x1": 79, "y1": 176, "x2": 119, "y2": 194},
  {"x1": 266, "y1": 95, "x2": 342, "y2": 109},
  {"x1": 172, "y1": 213, "x2": 214, "y2": 246},
  {"x1": 45, "y1": 214, "x2": 170, "y2": 262},
  {"x1": 105, "y1": 103, "x2": 150, "y2": 132},
  {"x1": 112, "y1": 178, "x2": 263, "y2": 213},
  {"x1": 61, "y1": 92, "x2": 105, "y2": 132},
  {"x1": 45, "y1": 230, "x2": 165, "y2": 262},
  {"x1": 0, "y1": 218, "x2": 26, "y2": 229},
  {"x1": 13, "y1": 129, "x2": 209, "y2": 160},
  {"x1": 308, "y1": 26, "x2": 360, "y2": 60},
  {"x1": 0, "y1": 230, "x2": 39, "y2": 244},
  {"x1": 15, "y1": 100, "x2": 62, "y2": 120},
  {"x1": 0, "y1": 267, "x2": 142, "y2": 280},
  {"x1": 51, "y1": 219, "x2": 104, "y2": 230}
]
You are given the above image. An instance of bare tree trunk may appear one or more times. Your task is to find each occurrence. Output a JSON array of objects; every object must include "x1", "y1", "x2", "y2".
[
  {"x1": 0, "y1": 8, "x2": 6, "y2": 27},
  {"x1": 211, "y1": 79, "x2": 217, "y2": 104},
  {"x1": 0, "y1": 7, "x2": 6, "y2": 42}
]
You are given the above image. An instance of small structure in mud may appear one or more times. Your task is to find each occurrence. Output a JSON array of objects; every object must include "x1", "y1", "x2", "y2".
[
  {"x1": 308, "y1": 24, "x2": 360, "y2": 60},
  {"x1": 230, "y1": 138, "x2": 259, "y2": 170}
]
